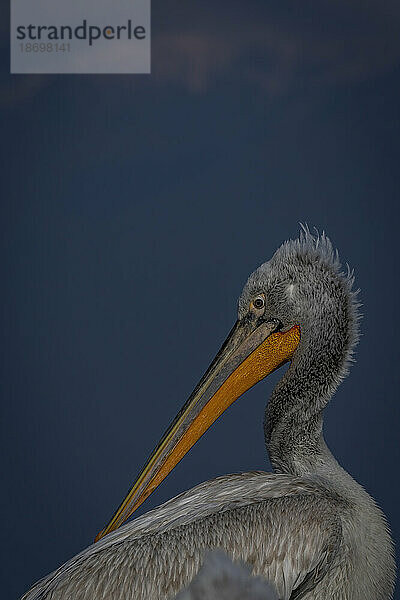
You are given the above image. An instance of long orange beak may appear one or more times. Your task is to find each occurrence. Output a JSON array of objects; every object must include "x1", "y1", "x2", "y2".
[{"x1": 95, "y1": 317, "x2": 300, "y2": 542}]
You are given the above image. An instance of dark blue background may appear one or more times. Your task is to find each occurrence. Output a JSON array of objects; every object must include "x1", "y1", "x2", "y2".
[{"x1": 1, "y1": 1, "x2": 399, "y2": 597}]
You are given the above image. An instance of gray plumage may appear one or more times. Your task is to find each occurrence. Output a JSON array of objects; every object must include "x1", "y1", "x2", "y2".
[{"x1": 21, "y1": 227, "x2": 396, "y2": 600}]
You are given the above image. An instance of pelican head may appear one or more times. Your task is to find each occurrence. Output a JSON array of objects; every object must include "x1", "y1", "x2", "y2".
[
  {"x1": 239, "y1": 228, "x2": 360, "y2": 474},
  {"x1": 96, "y1": 226, "x2": 360, "y2": 540}
]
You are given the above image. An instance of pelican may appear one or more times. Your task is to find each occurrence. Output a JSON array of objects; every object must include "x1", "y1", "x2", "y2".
[{"x1": 22, "y1": 228, "x2": 395, "y2": 600}]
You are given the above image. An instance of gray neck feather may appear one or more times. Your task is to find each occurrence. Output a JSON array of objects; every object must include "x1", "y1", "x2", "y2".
[{"x1": 265, "y1": 293, "x2": 354, "y2": 476}]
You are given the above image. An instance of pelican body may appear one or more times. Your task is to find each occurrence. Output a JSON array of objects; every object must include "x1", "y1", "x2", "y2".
[{"x1": 22, "y1": 230, "x2": 395, "y2": 599}]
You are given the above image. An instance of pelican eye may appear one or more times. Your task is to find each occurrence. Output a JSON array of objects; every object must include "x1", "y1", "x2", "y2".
[{"x1": 251, "y1": 294, "x2": 266, "y2": 312}]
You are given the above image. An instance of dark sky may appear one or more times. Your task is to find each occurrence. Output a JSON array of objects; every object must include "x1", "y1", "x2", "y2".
[{"x1": 1, "y1": 1, "x2": 400, "y2": 598}]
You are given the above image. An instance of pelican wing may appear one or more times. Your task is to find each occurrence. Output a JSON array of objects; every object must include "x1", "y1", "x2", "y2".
[{"x1": 22, "y1": 472, "x2": 344, "y2": 600}]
